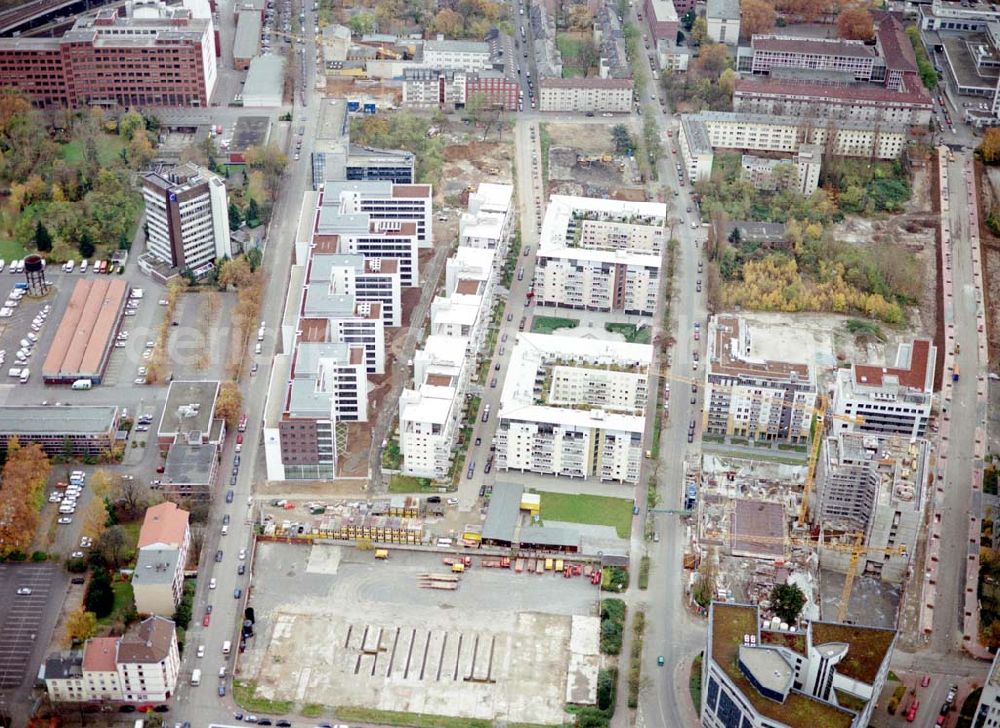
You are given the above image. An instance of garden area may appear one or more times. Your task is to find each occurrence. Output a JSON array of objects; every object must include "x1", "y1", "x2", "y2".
[
  {"x1": 535, "y1": 491, "x2": 633, "y2": 539},
  {"x1": 556, "y1": 32, "x2": 598, "y2": 78},
  {"x1": 605, "y1": 323, "x2": 651, "y2": 344},
  {"x1": 531, "y1": 316, "x2": 579, "y2": 334},
  {"x1": 350, "y1": 112, "x2": 445, "y2": 187}
]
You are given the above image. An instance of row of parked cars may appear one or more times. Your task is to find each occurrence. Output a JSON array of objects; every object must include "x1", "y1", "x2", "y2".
[{"x1": 53, "y1": 471, "x2": 87, "y2": 525}]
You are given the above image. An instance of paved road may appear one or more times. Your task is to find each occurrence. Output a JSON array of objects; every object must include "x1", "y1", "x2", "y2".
[{"x1": 172, "y1": 0, "x2": 319, "y2": 721}]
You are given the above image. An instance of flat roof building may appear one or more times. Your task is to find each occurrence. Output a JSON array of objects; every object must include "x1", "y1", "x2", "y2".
[
  {"x1": 539, "y1": 78, "x2": 634, "y2": 113},
  {"x1": 460, "y1": 183, "x2": 515, "y2": 252},
  {"x1": 703, "y1": 602, "x2": 895, "y2": 728},
  {"x1": 0, "y1": 405, "x2": 119, "y2": 456},
  {"x1": 242, "y1": 54, "x2": 285, "y2": 107},
  {"x1": 156, "y1": 380, "x2": 223, "y2": 451},
  {"x1": 421, "y1": 37, "x2": 491, "y2": 72},
  {"x1": 311, "y1": 101, "x2": 415, "y2": 189},
  {"x1": 706, "y1": 0, "x2": 740, "y2": 45},
  {"x1": 0, "y1": 0, "x2": 216, "y2": 108},
  {"x1": 233, "y1": 10, "x2": 261, "y2": 69},
  {"x1": 42, "y1": 279, "x2": 129, "y2": 385}
]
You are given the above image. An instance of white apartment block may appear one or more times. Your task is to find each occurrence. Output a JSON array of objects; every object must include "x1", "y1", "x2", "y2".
[
  {"x1": 832, "y1": 339, "x2": 935, "y2": 439},
  {"x1": 422, "y1": 38, "x2": 491, "y2": 72},
  {"x1": 321, "y1": 179, "x2": 433, "y2": 250},
  {"x1": 704, "y1": 316, "x2": 816, "y2": 443},
  {"x1": 703, "y1": 603, "x2": 895, "y2": 728},
  {"x1": 311, "y1": 252, "x2": 402, "y2": 327},
  {"x1": 399, "y1": 335, "x2": 470, "y2": 478},
  {"x1": 972, "y1": 651, "x2": 1000, "y2": 727},
  {"x1": 460, "y1": 183, "x2": 515, "y2": 251},
  {"x1": 286, "y1": 341, "x2": 367, "y2": 422},
  {"x1": 741, "y1": 144, "x2": 822, "y2": 195},
  {"x1": 706, "y1": 0, "x2": 740, "y2": 45},
  {"x1": 496, "y1": 333, "x2": 652, "y2": 484},
  {"x1": 679, "y1": 112, "x2": 908, "y2": 182},
  {"x1": 749, "y1": 35, "x2": 877, "y2": 79},
  {"x1": 142, "y1": 163, "x2": 231, "y2": 274},
  {"x1": 44, "y1": 618, "x2": 180, "y2": 705},
  {"x1": 402, "y1": 67, "x2": 467, "y2": 108},
  {"x1": 539, "y1": 78, "x2": 634, "y2": 112},
  {"x1": 817, "y1": 432, "x2": 928, "y2": 583},
  {"x1": 533, "y1": 195, "x2": 666, "y2": 316}
]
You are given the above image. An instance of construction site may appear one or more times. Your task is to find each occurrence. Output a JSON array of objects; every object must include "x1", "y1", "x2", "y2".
[{"x1": 543, "y1": 122, "x2": 644, "y2": 199}]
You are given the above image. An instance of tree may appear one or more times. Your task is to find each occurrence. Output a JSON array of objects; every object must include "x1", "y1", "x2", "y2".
[
  {"x1": 85, "y1": 568, "x2": 115, "y2": 618},
  {"x1": 82, "y1": 498, "x2": 109, "y2": 541},
  {"x1": 0, "y1": 439, "x2": 50, "y2": 555},
  {"x1": 981, "y1": 128, "x2": 1000, "y2": 164},
  {"x1": 96, "y1": 526, "x2": 127, "y2": 570},
  {"x1": 246, "y1": 196, "x2": 261, "y2": 225},
  {"x1": 837, "y1": 7, "x2": 874, "y2": 40},
  {"x1": 118, "y1": 108, "x2": 145, "y2": 141},
  {"x1": 214, "y1": 381, "x2": 243, "y2": 427},
  {"x1": 88, "y1": 469, "x2": 116, "y2": 500},
  {"x1": 692, "y1": 43, "x2": 729, "y2": 77},
  {"x1": 611, "y1": 124, "x2": 635, "y2": 155},
  {"x1": 348, "y1": 11, "x2": 377, "y2": 36},
  {"x1": 244, "y1": 144, "x2": 287, "y2": 203},
  {"x1": 566, "y1": 5, "x2": 594, "y2": 30},
  {"x1": 78, "y1": 229, "x2": 96, "y2": 259},
  {"x1": 218, "y1": 256, "x2": 254, "y2": 289},
  {"x1": 741, "y1": 0, "x2": 776, "y2": 38},
  {"x1": 33, "y1": 221, "x2": 52, "y2": 253},
  {"x1": 718, "y1": 67, "x2": 738, "y2": 96},
  {"x1": 64, "y1": 607, "x2": 98, "y2": 647},
  {"x1": 690, "y1": 16, "x2": 708, "y2": 45},
  {"x1": 245, "y1": 247, "x2": 262, "y2": 271},
  {"x1": 228, "y1": 201, "x2": 242, "y2": 231},
  {"x1": 114, "y1": 477, "x2": 145, "y2": 521},
  {"x1": 770, "y1": 583, "x2": 806, "y2": 624},
  {"x1": 431, "y1": 7, "x2": 464, "y2": 36},
  {"x1": 128, "y1": 128, "x2": 155, "y2": 169}
]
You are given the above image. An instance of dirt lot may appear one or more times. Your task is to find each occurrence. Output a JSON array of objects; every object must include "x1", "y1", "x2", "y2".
[
  {"x1": 545, "y1": 122, "x2": 618, "y2": 155},
  {"x1": 440, "y1": 138, "x2": 514, "y2": 203},
  {"x1": 544, "y1": 122, "x2": 643, "y2": 197},
  {"x1": 240, "y1": 543, "x2": 601, "y2": 724},
  {"x1": 977, "y1": 163, "x2": 1000, "y2": 369}
]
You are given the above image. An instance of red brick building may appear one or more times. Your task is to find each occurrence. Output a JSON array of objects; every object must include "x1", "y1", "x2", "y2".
[
  {"x1": 465, "y1": 71, "x2": 519, "y2": 111},
  {"x1": 0, "y1": 2, "x2": 216, "y2": 108}
]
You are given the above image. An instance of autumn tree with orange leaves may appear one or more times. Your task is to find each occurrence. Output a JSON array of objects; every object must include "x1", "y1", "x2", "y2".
[
  {"x1": 0, "y1": 439, "x2": 51, "y2": 555},
  {"x1": 837, "y1": 6, "x2": 875, "y2": 40},
  {"x1": 741, "y1": 0, "x2": 777, "y2": 38}
]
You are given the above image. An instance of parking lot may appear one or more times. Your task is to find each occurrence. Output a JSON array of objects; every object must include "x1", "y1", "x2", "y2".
[
  {"x1": 240, "y1": 543, "x2": 599, "y2": 724},
  {"x1": 0, "y1": 563, "x2": 61, "y2": 689}
]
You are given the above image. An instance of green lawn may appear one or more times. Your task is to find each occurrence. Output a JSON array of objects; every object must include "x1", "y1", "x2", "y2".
[
  {"x1": 531, "y1": 316, "x2": 579, "y2": 334},
  {"x1": 388, "y1": 474, "x2": 434, "y2": 493},
  {"x1": 605, "y1": 323, "x2": 652, "y2": 344},
  {"x1": 556, "y1": 32, "x2": 592, "y2": 77},
  {"x1": 60, "y1": 135, "x2": 126, "y2": 166},
  {"x1": 536, "y1": 491, "x2": 633, "y2": 539},
  {"x1": 334, "y1": 707, "x2": 559, "y2": 728},
  {"x1": 0, "y1": 239, "x2": 27, "y2": 261},
  {"x1": 233, "y1": 680, "x2": 294, "y2": 715},
  {"x1": 97, "y1": 580, "x2": 135, "y2": 627}
]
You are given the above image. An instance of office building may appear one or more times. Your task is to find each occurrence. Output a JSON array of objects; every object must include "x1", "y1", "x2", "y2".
[
  {"x1": 817, "y1": 432, "x2": 927, "y2": 583},
  {"x1": 919, "y1": 0, "x2": 1000, "y2": 32},
  {"x1": 831, "y1": 339, "x2": 935, "y2": 438},
  {"x1": 242, "y1": 54, "x2": 285, "y2": 107},
  {"x1": 703, "y1": 315, "x2": 817, "y2": 443},
  {"x1": 311, "y1": 252, "x2": 402, "y2": 327},
  {"x1": 0, "y1": 0, "x2": 216, "y2": 108},
  {"x1": 320, "y1": 179, "x2": 433, "y2": 251},
  {"x1": 972, "y1": 651, "x2": 1000, "y2": 727},
  {"x1": 421, "y1": 38, "x2": 491, "y2": 72},
  {"x1": 44, "y1": 617, "x2": 180, "y2": 704},
  {"x1": 703, "y1": 602, "x2": 895, "y2": 728},
  {"x1": 142, "y1": 164, "x2": 231, "y2": 276},
  {"x1": 496, "y1": 334, "x2": 652, "y2": 484},
  {"x1": 0, "y1": 405, "x2": 119, "y2": 456},
  {"x1": 131, "y1": 502, "x2": 191, "y2": 616},
  {"x1": 459, "y1": 183, "x2": 515, "y2": 251},
  {"x1": 533, "y1": 195, "x2": 666, "y2": 316},
  {"x1": 311, "y1": 100, "x2": 414, "y2": 188},
  {"x1": 301, "y1": 292, "x2": 385, "y2": 374},
  {"x1": 643, "y1": 0, "x2": 680, "y2": 43},
  {"x1": 749, "y1": 36, "x2": 878, "y2": 79},
  {"x1": 706, "y1": 0, "x2": 740, "y2": 45},
  {"x1": 539, "y1": 78, "x2": 634, "y2": 113}
]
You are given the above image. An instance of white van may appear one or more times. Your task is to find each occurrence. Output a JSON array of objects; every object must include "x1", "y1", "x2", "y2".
[
  {"x1": 191, "y1": 668, "x2": 201, "y2": 685},
  {"x1": 254, "y1": 342, "x2": 262, "y2": 355},
  {"x1": 221, "y1": 524, "x2": 229, "y2": 535},
  {"x1": 7, "y1": 367, "x2": 21, "y2": 378},
  {"x1": 80, "y1": 260, "x2": 88, "y2": 273},
  {"x1": 222, "y1": 640, "x2": 232, "y2": 655},
  {"x1": 63, "y1": 260, "x2": 75, "y2": 273},
  {"x1": 72, "y1": 379, "x2": 93, "y2": 390},
  {"x1": 19, "y1": 369, "x2": 29, "y2": 383}
]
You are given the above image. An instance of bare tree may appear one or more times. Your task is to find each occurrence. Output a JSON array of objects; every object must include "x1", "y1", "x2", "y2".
[{"x1": 116, "y1": 477, "x2": 145, "y2": 521}]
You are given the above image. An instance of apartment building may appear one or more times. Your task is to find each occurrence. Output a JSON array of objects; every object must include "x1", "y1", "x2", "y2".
[
  {"x1": 44, "y1": 617, "x2": 180, "y2": 704},
  {"x1": 703, "y1": 602, "x2": 895, "y2": 728},
  {"x1": 972, "y1": 651, "x2": 1000, "y2": 727},
  {"x1": 460, "y1": 183, "x2": 515, "y2": 251},
  {"x1": 678, "y1": 111, "x2": 908, "y2": 182},
  {"x1": 817, "y1": 432, "x2": 927, "y2": 583},
  {"x1": 321, "y1": 179, "x2": 433, "y2": 250},
  {"x1": 733, "y1": 78, "x2": 934, "y2": 126},
  {"x1": 741, "y1": 145, "x2": 822, "y2": 195},
  {"x1": 402, "y1": 67, "x2": 467, "y2": 108},
  {"x1": 704, "y1": 316, "x2": 817, "y2": 443},
  {"x1": 310, "y1": 252, "x2": 402, "y2": 327},
  {"x1": 496, "y1": 334, "x2": 651, "y2": 484},
  {"x1": 749, "y1": 36, "x2": 877, "y2": 79},
  {"x1": 643, "y1": 0, "x2": 680, "y2": 42},
  {"x1": 466, "y1": 70, "x2": 520, "y2": 110},
  {"x1": 131, "y1": 502, "x2": 191, "y2": 617},
  {"x1": 400, "y1": 247, "x2": 495, "y2": 478},
  {"x1": 301, "y1": 291, "x2": 385, "y2": 374},
  {"x1": 421, "y1": 38, "x2": 492, "y2": 72},
  {"x1": 0, "y1": 1, "x2": 216, "y2": 108},
  {"x1": 706, "y1": 0, "x2": 740, "y2": 45},
  {"x1": 142, "y1": 164, "x2": 231, "y2": 276},
  {"x1": 533, "y1": 195, "x2": 665, "y2": 316},
  {"x1": 399, "y1": 335, "x2": 471, "y2": 478},
  {"x1": 832, "y1": 339, "x2": 935, "y2": 438},
  {"x1": 539, "y1": 78, "x2": 634, "y2": 113}
]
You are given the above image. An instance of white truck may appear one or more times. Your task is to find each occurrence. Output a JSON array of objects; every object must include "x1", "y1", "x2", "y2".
[
  {"x1": 19, "y1": 368, "x2": 29, "y2": 383},
  {"x1": 190, "y1": 668, "x2": 201, "y2": 686},
  {"x1": 71, "y1": 379, "x2": 93, "y2": 390}
]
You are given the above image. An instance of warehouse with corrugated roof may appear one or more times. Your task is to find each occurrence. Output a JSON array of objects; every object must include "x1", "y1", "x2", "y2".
[{"x1": 42, "y1": 279, "x2": 129, "y2": 384}]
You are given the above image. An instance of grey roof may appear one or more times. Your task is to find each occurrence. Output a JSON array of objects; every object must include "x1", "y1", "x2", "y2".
[
  {"x1": 738, "y1": 645, "x2": 793, "y2": 696},
  {"x1": 163, "y1": 442, "x2": 217, "y2": 485},
  {"x1": 293, "y1": 342, "x2": 352, "y2": 377},
  {"x1": 316, "y1": 208, "x2": 371, "y2": 235},
  {"x1": 309, "y1": 253, "x2": 364, "y2": 282},
  {"x1": 243, "y1": 55, "x2": 285, "y2": 104},
  {"x1": 681, "y1": 115, "x2": 713, "y2": 156},
  {"x1": 321, "y1": 179, "x2": 394, "y2": 200},
  {"x1": 482, "y1": 481, "x2": 523, "y2": 543},
  {"x1": 424, "y1": 39, "x2": 490, "y2": 54},
  {"x1": 231, "y1": 116, "x2": 271, "y2": 151},
  {"x1": 132, "y1": 548, "x2": 181, "y2": 586},
  {"x1": 233, "y1": 10, "x2": 261, "y2": 60},
  {"x1": 726, "y1": 221, "x2": 788, "y2": 243},
  {"x1": 44, "y1": 651, "x2": 83, "y2": 681},
  {"x1": 303, "y1": 288, "x2": 356, "y2": 318},
  {"x1": 287, "y1": 380, "x2": 332, "y2": 418},
  {"x1": 158, "y1": 381, "x2": 219, "y2": 438},
  {"x1": 348, "y1": 144, "x2": 415, "y2": 163},
  {"x1": 520, "y1": 525, "x2": 580, "y2": 548},
  {"x1": 707, "y1": 0, "x2": 740, "y2": 20},
  {"x1": 0, "y1": 406, "x2": 118, "y2": 436}
]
